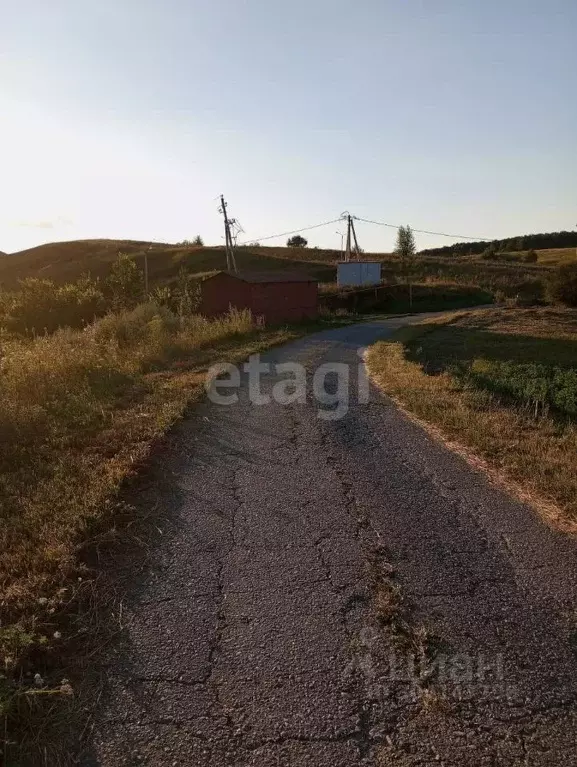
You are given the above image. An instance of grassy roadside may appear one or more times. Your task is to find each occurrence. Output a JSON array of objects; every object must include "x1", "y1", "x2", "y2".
[
  {"x1": 0, "y1": 303, "x2": 353, "y2": 764},
  {"x1": 366, "y1": 307, "x2": 577, "y2": 527}
]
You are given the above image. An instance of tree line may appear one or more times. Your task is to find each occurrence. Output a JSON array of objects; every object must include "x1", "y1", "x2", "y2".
[{"x1": 420, "y1": 230, "x2": 577, "y2": 258}]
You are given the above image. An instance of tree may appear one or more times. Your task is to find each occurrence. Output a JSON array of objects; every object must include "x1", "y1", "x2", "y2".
[
  {"x1": 177, "y1": 235, "x2": 204, "y2": 247},
  {"x1": 394, "y1": 226, "x2": 417, "y2": 308},
  {"x1": 394, "y1": 225, "x2": 416, "y2": 260},
  {"x1": 104, "y1": 253, "x2": 144, "y2": 308},
  {"x1": 287, "y1": 235, "x2": 308, "y2": 248},
  {"x1": 175, "y1": 266, "x2": 200, "y2": 316}
]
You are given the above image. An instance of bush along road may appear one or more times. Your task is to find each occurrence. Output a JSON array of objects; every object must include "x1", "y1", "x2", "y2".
[{"x1": 82, "y1": 315, "x2": 577, "y2": 766}]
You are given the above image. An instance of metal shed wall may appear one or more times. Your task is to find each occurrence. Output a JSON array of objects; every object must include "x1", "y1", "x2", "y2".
[
  {"x1": 337, "y1": 261, "x2": 382, "y2": 287},
  {"x1": 199, "y1": 273, "x2": 318, "y2": 324},
  {"x1": 199, "y1": 272, "x2": 252, "y2": 316},
  {"x1": 248, "y1": 281, "x2": 318, "y2": 323}
]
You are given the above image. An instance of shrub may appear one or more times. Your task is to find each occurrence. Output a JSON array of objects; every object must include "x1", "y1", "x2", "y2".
[
  {"x1": 547, "y1": 263, "x2": 577, "y2": 307},
  {"x1": 524, "y1": 249, "x2": 538, "y2": 263},
  {"x1": 513, "y1": 279, "x2": 545, "y2": 305},
  {"x1": 93, "y1": 302, "x2": 180, "y2": 350},
  {"x1": 0, "y1": 276, "x2": 106, "y2": 336},
  {"x1": 90, "y1": 302, "x2": 253, "y2": 371},
  {"x1": 481, "y1": 245, "x2": 497, "y2": 260}
]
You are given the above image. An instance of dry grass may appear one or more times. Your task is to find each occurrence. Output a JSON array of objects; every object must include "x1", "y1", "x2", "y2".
[
  {"x1": 365, "y1": 547, "x2": 439, "y2": 664},
  {"x1": 0, "y1": 306, "x2": 256, "y2": 601},
  {"x1": 366, "y1": 307, "x2": 577, "y2": 524},
  {"x1": 536, "y1": 247, "x2": 577, "y2": 265},
  {"x1": 0, "y1": 303, "x2": 330, "y2": 761}
]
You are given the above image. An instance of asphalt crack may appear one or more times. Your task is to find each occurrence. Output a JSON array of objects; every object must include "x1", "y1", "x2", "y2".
[{"x1": 84, "y1": 319, "x2": 577, "y2": 766}]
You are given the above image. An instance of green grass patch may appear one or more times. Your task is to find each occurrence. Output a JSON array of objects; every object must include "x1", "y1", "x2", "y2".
[{"x1": 405, "y1": 310, "x2": 577, "y2": 419}]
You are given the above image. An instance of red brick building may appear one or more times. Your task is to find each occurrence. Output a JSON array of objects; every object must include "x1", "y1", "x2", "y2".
[{"x1": 199, "y1": 271, "x2": 318, "y2": 324}]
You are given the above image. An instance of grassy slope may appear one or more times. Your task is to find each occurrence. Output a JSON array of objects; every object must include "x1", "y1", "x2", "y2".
[
  {"x1": 0, "y1": 240, "x2": 341, "y2": 288},
  {"x1": 1, "y1": 238, "x2": 570, "y2": 299},
  {"x1": 367, "y1": 307, "x2": 577, "y2": 524}
]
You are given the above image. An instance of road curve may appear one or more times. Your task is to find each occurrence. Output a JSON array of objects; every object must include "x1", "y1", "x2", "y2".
[{"x1": 84, "y1": 316, "x2": 577, "y2": 766}]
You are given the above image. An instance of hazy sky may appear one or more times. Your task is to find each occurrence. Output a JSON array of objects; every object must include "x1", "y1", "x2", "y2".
[{"x1": 1, "y1": 0, "x2": 576, "y2": 254}]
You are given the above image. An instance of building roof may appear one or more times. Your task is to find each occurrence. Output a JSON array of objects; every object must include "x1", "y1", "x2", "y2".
[{"x1": 208, "y1": 270, "x2": 317, "y2": 284}]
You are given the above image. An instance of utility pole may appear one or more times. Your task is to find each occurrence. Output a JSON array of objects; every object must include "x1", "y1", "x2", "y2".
[
  {"x1": 343, "y1": 213, "x2": 361, "y2": 262},
  {"x1": 345, "y1": 215, "x2": 352, "y2": 262},
  {"x1": 218, "y1": 195, "x2": 238, "y2": 273},
  {"x1": 350, "y1": 217, "x2": 361, "y2": 259},
  {"x1": 144, "y1": 243, "x2": 152, "y2": 295}
]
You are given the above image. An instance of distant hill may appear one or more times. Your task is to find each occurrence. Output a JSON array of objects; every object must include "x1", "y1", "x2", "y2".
[
  {"x1": 1, "y1": 237, "x2": 572, "y2": 296},
  {"x1": 420, "y1": 230, "x2": 577, "y2": 258},
  {"x1": 0, "y1": 239, "x2": 346, "y2": 289}
]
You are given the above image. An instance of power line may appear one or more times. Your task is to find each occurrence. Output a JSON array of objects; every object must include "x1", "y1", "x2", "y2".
[
  {"x1": 235, "y1": 213, "x2": 493, "y2": 247},
  {"x1": 355, "y1": 217, "x2": 492, "y2": 242},
  {"x1": 237, "y1": 217, "x2": 343, "y2": 245}
]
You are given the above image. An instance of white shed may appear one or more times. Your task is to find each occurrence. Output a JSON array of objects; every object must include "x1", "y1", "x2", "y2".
[{"x1": 337, "y1": 261, "x2": 382, "y2": 287}]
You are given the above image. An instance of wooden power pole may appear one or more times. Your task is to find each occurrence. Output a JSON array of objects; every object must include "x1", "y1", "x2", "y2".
[
  {"x1": 344, "y1": 214, "x2": 361, "y2": 262},
  {"x1": 219, "y1": 195, "x2": 238, "y2": 273}
]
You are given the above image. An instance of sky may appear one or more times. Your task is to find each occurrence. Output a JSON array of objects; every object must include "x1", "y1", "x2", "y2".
[{"x1": 1, "y1": 0, "x2": 576, "y2": 254}]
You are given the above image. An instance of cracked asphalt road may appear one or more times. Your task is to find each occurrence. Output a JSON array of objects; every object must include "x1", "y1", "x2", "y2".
[{"x1": 84, "y1": 316, "x2": 577, "y2": 766}]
